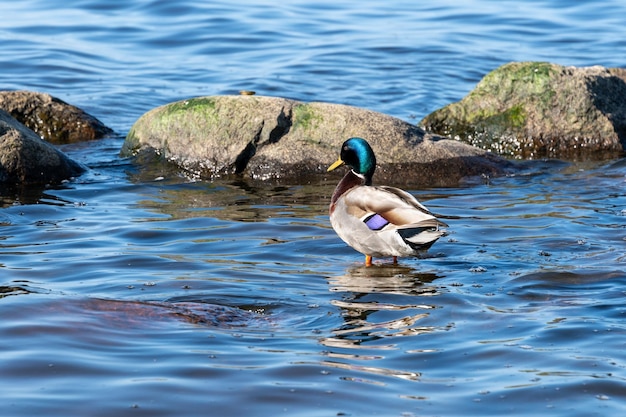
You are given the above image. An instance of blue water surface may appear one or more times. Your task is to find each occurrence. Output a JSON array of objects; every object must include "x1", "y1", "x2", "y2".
[
  {"x1": 1, "y1": 1, "x2": 626, "y2": 416},
  {"x1": 3, "y1": 0, "x2": 626, "y2": 130}
]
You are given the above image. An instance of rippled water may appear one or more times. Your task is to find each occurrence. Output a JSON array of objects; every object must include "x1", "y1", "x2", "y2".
[{"x1": 2, "y1": 1, "x2": 626, "y2": 416}]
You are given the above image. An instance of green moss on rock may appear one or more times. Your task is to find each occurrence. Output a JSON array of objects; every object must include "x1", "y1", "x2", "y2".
[
  {"x1": 292, "y1": 104, "x2": 323, "y2": 131},
  {"x1": 166, "y1": 97, "x2": 217, "y2": 114}
]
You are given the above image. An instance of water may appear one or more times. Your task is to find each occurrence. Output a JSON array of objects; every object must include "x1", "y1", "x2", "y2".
[{"x1": 1, "y1": 1, "x2": 626, "y2": 415}]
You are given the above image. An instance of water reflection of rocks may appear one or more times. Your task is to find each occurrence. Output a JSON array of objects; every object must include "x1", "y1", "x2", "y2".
[{"x1": 129, "y1": 164, "x2": 333, "y2": 222}]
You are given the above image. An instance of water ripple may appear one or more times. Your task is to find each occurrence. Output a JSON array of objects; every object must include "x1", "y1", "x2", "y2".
[{"x1": 2, "y1": 1, "x2": 626, "y2": 415}]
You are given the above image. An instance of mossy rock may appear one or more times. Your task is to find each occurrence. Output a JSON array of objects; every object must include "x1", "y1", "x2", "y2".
[
  {"x1": 421, "y1": 62, "x2": 626, "y2": 159},
  {"x1": 123, "y1": 95, "x2": 514, "y2": 187}
]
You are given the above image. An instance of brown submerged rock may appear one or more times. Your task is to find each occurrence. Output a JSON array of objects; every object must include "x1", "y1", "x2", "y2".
[
  {"x1": 0, "y1": 90, "x2": 113, "y2": 144},
  {"x1": 421, "y1": 62, "x2": 626, "y2": 159},
  {"x1": 123, "y1": 95, "x2": 513, "y2": 187},
  {"x1": 0, "y1": 109, "x2": 84, "y2": 185}
]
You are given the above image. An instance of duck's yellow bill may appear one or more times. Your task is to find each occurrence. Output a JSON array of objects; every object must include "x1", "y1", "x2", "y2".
[{"x1": 327, "y1": 158, "x2": 345, "y2": 172}]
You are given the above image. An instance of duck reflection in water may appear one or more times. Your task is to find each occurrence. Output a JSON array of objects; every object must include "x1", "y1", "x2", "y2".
[
  {"x1": 317, "y1": 264, "x2": 449, "y2": 382},
  {"x1": 323, "y1": 263, "x2": 445, "y2": 350}
]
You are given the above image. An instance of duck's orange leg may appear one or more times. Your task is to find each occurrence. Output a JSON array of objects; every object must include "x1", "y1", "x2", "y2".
[
  {"x1": 392, "y1": 256, "x2": 398, "y2": 264},
  {"x1": 365, "y1": 255, "x2": 373, "y2": 267}
]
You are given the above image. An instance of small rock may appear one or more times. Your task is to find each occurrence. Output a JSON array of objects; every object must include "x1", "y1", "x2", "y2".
[
  {"x1": 0, "y1": 109, "x2": 85, "y2": 185},
  {"x1": 0, "y1": 90, "x2": 114, "y2": 144}
]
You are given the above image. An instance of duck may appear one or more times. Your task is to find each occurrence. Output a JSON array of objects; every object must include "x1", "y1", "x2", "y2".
[{"x1": 327, "y1": 137, "x2": 447, "y2": 266}]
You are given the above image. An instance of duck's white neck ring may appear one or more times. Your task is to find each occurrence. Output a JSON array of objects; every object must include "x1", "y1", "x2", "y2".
[
  {"x1": 351, "y1": 169, "x2": 366, "y2": 180},
  {"x1": 351, "y1": 169, "x2": 372, "y2": 185}
]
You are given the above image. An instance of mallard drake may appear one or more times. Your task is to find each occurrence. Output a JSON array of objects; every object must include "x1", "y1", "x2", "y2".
[{"x1": 327, "y1": 137, "x2": 447, "y2": 266}]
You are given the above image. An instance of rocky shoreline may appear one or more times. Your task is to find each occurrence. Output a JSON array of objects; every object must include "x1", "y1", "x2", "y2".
[{"x1": 2, "y1": 62, "x2": 625, "y2": 186}]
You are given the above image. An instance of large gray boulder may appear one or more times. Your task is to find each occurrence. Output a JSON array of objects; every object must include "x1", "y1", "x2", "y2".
[
  {"x1": 420, "y1": 62, "x2": 626, "y2": 159},
  {"x1": 0, "y1": 90, "x2": 113, "y2": 144},
  {"x1": 123, "y1": 95, "x2": 513, "y2": 187},
  {"x1": 0, "y1": 109, "x2": 84, "y2": 185}
]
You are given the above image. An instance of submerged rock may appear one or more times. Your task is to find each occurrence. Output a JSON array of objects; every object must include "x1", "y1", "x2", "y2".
[
  {"x1": 421, "y1": 62, "x2": 626, "y2": 159},
  {"x1": 0, "y1": 90, "x2": 114, "y2": 144},
  {"x1": 0, "y1": 109, "x2": 84, "y2": 185},
  {"x1": 123, "y1": 95, "x2": 513, "y2": 187}
]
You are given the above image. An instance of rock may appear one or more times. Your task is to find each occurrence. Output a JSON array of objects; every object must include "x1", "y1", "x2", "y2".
[
  {"x1": 0, "y1": 109, "x2": 85, "y2": 185},
  {"x1": 420, "y1": 62, "x2": 626, "y2": 159},
  {"x1": 123, "y1": 95, "x2": 513, "y2": 187},
  {"x1": 0, "y1": 90, "x2": 113, "y2": 144}
]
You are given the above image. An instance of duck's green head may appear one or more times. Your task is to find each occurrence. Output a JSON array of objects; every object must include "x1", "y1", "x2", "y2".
[{"x1": 327, "y1": 137, "x2": 376, "y2": 184}]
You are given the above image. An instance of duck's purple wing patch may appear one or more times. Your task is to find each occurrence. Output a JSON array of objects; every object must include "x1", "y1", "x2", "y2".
[{"x1": 364, "y1": 213, "x2": 389, "y2": 231}]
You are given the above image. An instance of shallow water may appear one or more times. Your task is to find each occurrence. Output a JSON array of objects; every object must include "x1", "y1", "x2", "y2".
[{"x1": 2, "y1": 1, "x2": 626, "y2": 416}]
